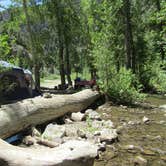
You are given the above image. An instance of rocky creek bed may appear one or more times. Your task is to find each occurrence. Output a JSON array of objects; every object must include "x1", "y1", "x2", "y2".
[
  {"x1": 94, "y1": 95, "x2": 166, "y2": 166},
  {"x1": 7, "y1": 94, "x2": 165, "y2": 166}
]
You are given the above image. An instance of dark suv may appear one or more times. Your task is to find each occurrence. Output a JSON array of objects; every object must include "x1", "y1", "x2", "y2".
[{"x1": 0, "y1": 61, "x2": 33, "y2": 102}]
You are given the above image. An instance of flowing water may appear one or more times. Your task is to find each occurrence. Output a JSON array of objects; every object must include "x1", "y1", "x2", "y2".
[{"x1": 95, "y1": 95, "x2": 166, "y2": 166}]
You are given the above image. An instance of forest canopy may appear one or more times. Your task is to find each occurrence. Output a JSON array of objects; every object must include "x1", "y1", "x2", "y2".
[{"x1": 0, "y1": 0, "x2": 166, "y2": 104}]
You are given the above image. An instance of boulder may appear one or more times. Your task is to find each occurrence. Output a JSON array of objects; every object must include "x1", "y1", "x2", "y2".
[
  {"x1": 100, "y1": 128, "x2": 118, "y2": 143},
  {"x1": 85, "y1": 109, "x2": 101, "y2": 120},
  {"x1": 71, "y1": 112, "x2": 86, "y2": 122},
  {"x1": 42, "y1": 124, "x2": 66, "y2": 140}
]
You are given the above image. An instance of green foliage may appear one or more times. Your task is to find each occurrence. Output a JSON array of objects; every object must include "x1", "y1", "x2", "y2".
[
  {"x1": 0, "y1": 34, "x2": 11, "y2": 59},
  {"x1": 99, "y1": 68, "x2": 145, "y2": 104},
  {"x1": 140, "y1": 63, "x2": 166, "y2": 93}
]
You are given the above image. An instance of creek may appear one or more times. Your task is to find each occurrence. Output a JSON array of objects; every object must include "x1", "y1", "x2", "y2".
[{"x1": 94, "y1": 95, "x2": 166, "y2": 166}]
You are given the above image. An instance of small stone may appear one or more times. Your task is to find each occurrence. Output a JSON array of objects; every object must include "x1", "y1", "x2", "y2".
[
  {"x1": 116, "y1": 126, "x2": 124, "y2": 134},
  {"x1": 31, "y1": 127, "x2": 41, "y2": 137},
  {"x1": 86, "y1": 133, "x2": 94, "y2": 140},
  {"x1": 94, "y1": 131, "x2": 101, "y2": 136},
  {"x1": 159, "y1": 105, "x2": 166, "y2": 109},
  {"x1": 103, "y1": 120, "x2": 115, "y2": 128},
  {"x1": 43, "y1": 93, "x2": 52, "y2": 98},
  {"x1": 129, "y1": 120, "x2": 141, "y2": 125},
  {"x1": 97, "y1": 142, "x2": 106, "y2": 152},
  {"x1": 23, "y1": 136, "x2": 37, "y2": 145},
  {"x1": 120, "y1": 105, "x2": 127, "y2": 109},
  {"x1": 85, "y1": 109, "x2": 101, "y2": 120},
  {"x1": 123, "y1": 145, "x2": 135, "y2": 150},
  {"x1": 64, "y1": 118, "x2": 73, "y2": 124},
  {"x1": 134, "y1": 156, "x2": 148, "y2": 166},
  {"x1": 159, "y1": 120, "x2": 165, "y2": 124},
  {"x1": 141, "y1": 149, "x2": 156, "y2": 156},
  {"x1": 91, "y1": 120, "x2": 103, "y2": 128},
  {"x1": 128, "y1": 121, "x2": 135, "y2": 125},
  {"x1": 161, "y1": 155, "x2": 166, "y2": 162},
  {"x1": 153, "y1": 135, "x2": 162, "y2": 141},
  {"x1": 85, "y1": 109, "x2": 94, "y2": 115},
  {"x1": 100, "y1": 128, "x2": 118, "y2": 144},
  {"x1": 102, "y1": 113, "x2": 108, "y2": 117},
  {"x1": 77, "y1": 129, "x2": 86, "y2": 138},
  {"x1": 142, "y1": 116, "x2": 150, "y2": 123},
  {"x1": 71, "y1": 112, "x2": 86, "y2": 122}
]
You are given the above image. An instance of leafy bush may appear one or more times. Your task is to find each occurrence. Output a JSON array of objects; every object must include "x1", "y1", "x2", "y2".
[
  {"x1": 99, "y1": 68, "x2": 145, "y2": 104},
  {"x1": 140, "y1": 63, "x2": 166, "y2": 93}
]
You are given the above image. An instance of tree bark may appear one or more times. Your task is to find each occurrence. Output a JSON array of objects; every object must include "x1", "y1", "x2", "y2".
[
  {"x1": 59, "y1": 43, "x2": 66, "y2": 87},
  {"x1": 22, "y1": 0, "x2": 41, "y2": 89},
  {"x1": 123, "y1": 0, "x2": 135, "y2": 72},
  {"x1": 34, "y1": 64, "x2": 40, "y2": 90},
  {"x1": 65, "y1": 38, "x2": 72, "y2": 86},
  {"x1": 53, "y1": 1, "x2": 66, "y2": 87},
  {"x1": 0, "y1": 139, "x2": 97, "y2": 166},
  {"x1": 0, "y1": 89, "x2": 100, "y2": 139},
  {"x1": 156, "y1": 0, "x2": 165, "y2": 62}
]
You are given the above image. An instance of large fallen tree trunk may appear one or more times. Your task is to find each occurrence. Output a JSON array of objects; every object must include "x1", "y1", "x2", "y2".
[
  {"x1": 0, "y1": 89, "x2": 100, "y2": 139},
  {"x1": 0, "y1": 139, "x2": 98, "y2": 166}
]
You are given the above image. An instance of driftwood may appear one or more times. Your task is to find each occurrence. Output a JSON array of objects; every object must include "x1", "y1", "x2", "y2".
[
  {"x1": 0, "y1": 89, "x2": 100, "y2": 139},
  {"x1": 0, "y1": 139, "x2": 97, "y2": 166}
]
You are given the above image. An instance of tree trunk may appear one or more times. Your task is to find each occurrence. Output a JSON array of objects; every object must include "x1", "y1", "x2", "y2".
[
  {"x1": 53, "y1": 1, "x2": 66, "y2": 87},
  {"x1": 0, "y1": 89, "x2": 100, "y2": 139},
  {"x1": 59, "y1": 43, "x2": 66, "y2": 87},
  {"x1": 65, "y1": 39, "x2": 72, "y2": 86},
  {"x1": 34, "y1": 64, "x2": 40, "y2": 90},
  {"x1": 124, "y1": 0, "x2": 135, "y2": 72},
  {"x1": 156, "y1": 0, "x2": 165, "y2": 62},
  {"x1": 23, "y1": 0, "x2": 41, "y2": 88},
  {"x1": 0, "y1": 139, "x2": 97, "y2": 166}
]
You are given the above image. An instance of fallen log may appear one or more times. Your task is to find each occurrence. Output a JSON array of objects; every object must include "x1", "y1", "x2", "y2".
[
  {"x1": 0, "y1": 139, "x2": 98, "y2": 166},
  {"x1": 0, "y1": 89, "x2": 100, "y2": 139}
]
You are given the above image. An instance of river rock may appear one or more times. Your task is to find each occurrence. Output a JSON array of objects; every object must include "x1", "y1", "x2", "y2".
[
  {"x1": 23, "y1": 136, "x2": 37, "y2": 145},
  {"x1": 31, "y1": 127, "x2": 41, "y2": 137},
  {"x1": 43, "y1": 93, "x2": 52, "y2": 98},
  {"x1": 116, "y1": 126, "x2": 124, "y2": 134},
  {"x1": 94, "y1": 131, "x2": 101, "y2": 136},
  {"x1": 159, "y1": 105, "x2": 166, "y2": 110},
  {"x1": 103, "y1": 120, "x2": 115, "y2": 128},
  {"x1": 77, "y1": 129, "x2": 86, "y2": 138},
  {"x1": 64, "y1": 118, "x2": 73, "y2": 124},
  {"x1": 99, "y1": 128, "x2": 118, "y2": 143},
  {"x1": 142, "y1": 116, "x2": 150, "y2": 123},
  {"x1": 91, "y1": 120, "x2": 103, "y2": 128},
  {"x1": 64, "y1": 122, "x2": 87, "y2": 137},
  {"x1": 123, "y1": 145, "x2": 135, "y2": 150},
  {"x1": 85, "y1": 109, "x2": 101, "y2": 120},
  {"x1": 71, "y1": 112, "x2": 86, "y2": 122},
  {"x1": 42, "y1": 124, "x2": 66, "y2": 140},
  {"x1": 141, "y1": 149, "x2": 156, "y2": 156},
  {"x1": 97, "y1": 142, "x2": 106, "y2": 152},
  {"x1": 134, "y1": 156, "x2": 148, "y2": 166},
  {"x1": 161, "y1": 155, "x2": 166, "y2": 162}
]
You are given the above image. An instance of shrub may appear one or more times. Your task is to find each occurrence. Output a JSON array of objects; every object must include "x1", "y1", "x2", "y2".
[
  {"x1": 140, "y1": 63, "x2": 166, "y2": 93},
  {"x1": 99, "y1": 67, "x2": 145, "y2": 104}
]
